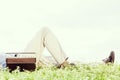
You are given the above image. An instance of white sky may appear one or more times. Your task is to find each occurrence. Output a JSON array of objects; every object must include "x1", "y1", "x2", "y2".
[{"x1": 0, "y1": 0, "x2": 120, "y2": 63}]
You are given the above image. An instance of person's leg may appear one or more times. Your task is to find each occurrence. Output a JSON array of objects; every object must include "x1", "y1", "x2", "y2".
[
  {"x1": 24, "y1": 27, "x2": 47, "y2": 61},
  {"x1": 43, "y1": 28, "x2": 67, "y2": 64},
  {"x1": 24, "y1": 27, "x2": 67, "y2": 65}
]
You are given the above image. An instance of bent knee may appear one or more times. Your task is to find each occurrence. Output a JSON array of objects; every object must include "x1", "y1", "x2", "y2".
[
  {"x1": 40, "y1": 27, "x2": 51, "y2": 33},
  {"x1": 41, "y1": 27, "x2": 49, "y2": 31}
]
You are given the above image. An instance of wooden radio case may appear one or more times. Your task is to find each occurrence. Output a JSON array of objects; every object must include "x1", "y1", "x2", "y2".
[{"x1": 6, "y1": 52, "x2": 36, "y2": 71}]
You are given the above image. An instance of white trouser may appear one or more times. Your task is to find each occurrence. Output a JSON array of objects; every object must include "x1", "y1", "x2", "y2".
[{"x1": 24, "y1": 27, "x2": 67, "y2": 65}]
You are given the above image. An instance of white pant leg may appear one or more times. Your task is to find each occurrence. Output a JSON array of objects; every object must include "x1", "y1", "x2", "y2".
[
  {"x1": 24, "y1": 27, "x2": 67, "y2": 64},
  {"x1": 43, "y1": 28, "x2": 67, "y2": 64},
  {"x1": 24, "y1": 27, "x2": 46, "y2": 61}
]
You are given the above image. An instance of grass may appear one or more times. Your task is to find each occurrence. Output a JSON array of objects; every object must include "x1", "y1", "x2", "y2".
[{"x1": 0, "y1": 63, "x2": 120, "y2": 80}]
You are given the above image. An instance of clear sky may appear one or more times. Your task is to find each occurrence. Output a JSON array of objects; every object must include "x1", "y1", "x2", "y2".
[{"x1": 0, "y1": 0, "x2": 120, "y2": 63}]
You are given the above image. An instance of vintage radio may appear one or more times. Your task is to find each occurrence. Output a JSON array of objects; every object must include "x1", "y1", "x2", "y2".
[{"x1": 6, "y1": 52, "x2": 36, "y2": 71}]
